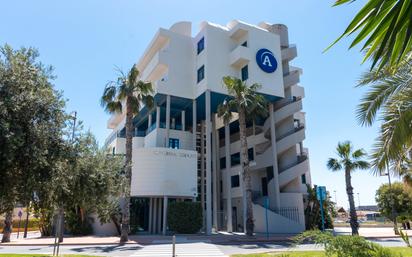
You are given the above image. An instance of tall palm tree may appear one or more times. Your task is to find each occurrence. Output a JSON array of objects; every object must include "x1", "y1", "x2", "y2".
[
  {"x1": 217, "y1": 76, "x2": 267, "y2": 236},
  {"x1": 357, "y1": 58, "x2": 412, "y2": 173},
  {"x1": 328, "y1": 0, "x2": 412, "y2": 70},
  {"x1": 327, "y1": 141, "x2": 369, "y2": 235},
  {"x1": 101, "y1": 65, "x2": 154, "y2": 242}
]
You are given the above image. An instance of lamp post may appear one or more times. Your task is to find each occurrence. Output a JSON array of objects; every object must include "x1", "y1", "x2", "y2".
[
  {"x1": 333, "y1": 190, "x2": 337, "y2": 205},
  {"x1": 381, "y1": 169, "x2": 399, "y2": 235},
  {"x1": 357, "y1": 193, "x2": 360, "y2": 208}
]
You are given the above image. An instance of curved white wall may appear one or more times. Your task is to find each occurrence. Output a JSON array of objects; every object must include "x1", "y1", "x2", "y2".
[{"x1": 131, "y1": 147, "x2": 198, "y2": 197}]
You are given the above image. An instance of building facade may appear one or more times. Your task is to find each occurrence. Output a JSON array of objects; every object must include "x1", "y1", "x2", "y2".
[{"x1": 104, "y1": 20, "x2": 311, "y2": 235}]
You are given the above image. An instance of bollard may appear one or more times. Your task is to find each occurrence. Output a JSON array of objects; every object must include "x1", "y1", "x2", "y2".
[{"x1": 172, "y1": 235, "x2": 176, "y2": 257}]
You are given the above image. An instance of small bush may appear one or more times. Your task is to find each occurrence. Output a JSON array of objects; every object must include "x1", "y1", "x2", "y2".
[
  {"x1": 294, "y1": 230, "x2": 398, "y2": 257},
  {"x1": 168, "y1": 201, "x2": 202, "y2": 234}
]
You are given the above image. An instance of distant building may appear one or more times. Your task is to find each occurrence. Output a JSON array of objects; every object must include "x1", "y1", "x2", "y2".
[{"x1": 356, "y1": 205, "x2": 379, "y2": 212}]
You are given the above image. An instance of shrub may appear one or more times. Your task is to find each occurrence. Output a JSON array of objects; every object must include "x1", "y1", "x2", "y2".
[
  {"x1": 294, "y1": 230, "x2": 399, "y2": 257},
  {"x1": 0, "y1": 218, "x2": 40, "y2": 230},
  {"x1": 168, "y1": 201, "x2": 202, "y2": 234}
]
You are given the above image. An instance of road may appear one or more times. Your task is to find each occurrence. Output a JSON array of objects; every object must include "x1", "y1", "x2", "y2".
[{"x1": 0, "y1": 237, "x2": 407, "y2": 257}]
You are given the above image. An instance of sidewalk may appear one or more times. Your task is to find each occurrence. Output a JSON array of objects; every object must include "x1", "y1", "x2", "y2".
[
  {"x1": 1, "y1": 227, "x2": 411, "y2": 246},
  {"x1": 0, "y1": 232, "x2": 296, "y2": 246}
]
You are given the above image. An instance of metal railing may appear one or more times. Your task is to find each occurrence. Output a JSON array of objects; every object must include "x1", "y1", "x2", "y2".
[{"x1": 274, "y1": 207, "x2": 300, "y2": 224}]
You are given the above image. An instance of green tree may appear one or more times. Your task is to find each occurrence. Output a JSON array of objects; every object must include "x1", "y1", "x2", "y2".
[
  {"x1": 329, "y1": 0, "x2": 412, "y2": 70},
  {"x1": 376, "y1": 182, "x2": 412, "y2": 221},
  {"x1": 356, "y1": 59, "x2": 412, "y2": 179},
  {"x1": 101, "y1": 65, "x2": 154, "y2": 242},
  {"x1": 217, "y1": 76, "x2": 267, "y2": 236},
  {"x1": 304, "y1": 185, "x2": 335, "y2": 230},
  {"x1": 0, "y1": 45, "x2": 67, "y2": 242},
  {"x1": 327, "y1": 141, "x2": 369, "y2": 235}
]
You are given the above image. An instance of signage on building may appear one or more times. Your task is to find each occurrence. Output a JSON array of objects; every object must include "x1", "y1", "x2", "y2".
[{"x1": 256, "y1": 48, "x2": 277, "y2": 73}]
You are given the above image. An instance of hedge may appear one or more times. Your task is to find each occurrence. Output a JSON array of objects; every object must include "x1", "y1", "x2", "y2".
[
  {"x1": 168, "y1": 201, "x2": 202, "y2": 234},
  {"x1": 0, "y1": 218, "x2": 39, "y2": 230}
]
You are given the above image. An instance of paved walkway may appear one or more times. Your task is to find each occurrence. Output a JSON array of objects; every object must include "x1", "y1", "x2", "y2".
[
  {"x1": 129, "y1": 242, "x2": 227, "y2": 257},
  {"x1": 1, "y1": 227, "x2": 411, "y2": 246}
]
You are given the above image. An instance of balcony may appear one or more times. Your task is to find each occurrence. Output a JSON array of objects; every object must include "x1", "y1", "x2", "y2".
[
  {"x1": 279, "y1": 154, "x2": 309, "y2": 188},
  {"x1": 283, "y1": 70, "x2": 300, "y2": 88},
  {"x1": 230, "y1": 45, "x2": 252, "y2": 68},
  {"x1": 274, "y1": 97, "x2": 302, "y2": 123},
  {"x1": 141, "y1": 50, "x2": 169, "y2": 81},
  {"x1": 276, "y1": 125, "x2": 305, "y2": 154},
  {"x1": 281, "y1": 44, "x2": 297, "y2": 61}
]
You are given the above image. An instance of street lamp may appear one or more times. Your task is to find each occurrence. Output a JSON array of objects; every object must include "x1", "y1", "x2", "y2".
[
  {"x1": 333, "y1": 190, "x2": 337, "y2": 205},
  {"x1": 381, "y1": 168, "x2": 399, "y2": 235},
  {"x1": 357, "y1": 193, "x2": 360, "y2": 208}
]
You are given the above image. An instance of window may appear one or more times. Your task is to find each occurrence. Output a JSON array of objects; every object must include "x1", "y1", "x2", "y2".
[
  {"x1": 230, "y1": 149, "x2": 253, "y2": 166},
  {"x1": 231, "y1": 152, "x2": 240, "y2": 166},
  {"x1": 248, "y1": 148, "x2": 254, "y2": 161},
  {"x1": 220, "y1": 157, "x2": 226, "y2": 169},
  {"x1": 169, "y1": 138, "x2": 180, "y2": 149},
  {"x1": 197, "y1": 37, "x2": 205, "y2": 54},
  {"x1": 301, "y1": 174, "x2": 307, "y2": 184},
  {"x1": 241, "y1": 65, "x2": 248, "y2": 81},
  {"x1": 197, "y1": 65, "x2": 205, "y2": 83},
  {"x1": 112, "y1": 147, "x2": 116, "y2": 155},
  {"x1": 231, "y1": 175, "x2": 240, "y2": 188},
  {"x1": 241, "y1": 41, "x2": 248, "y2": 47}
]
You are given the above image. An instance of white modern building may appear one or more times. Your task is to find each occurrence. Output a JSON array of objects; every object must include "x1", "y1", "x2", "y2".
[{"x1": 104, "y1": 20, "x2": 311, "y2": 235}]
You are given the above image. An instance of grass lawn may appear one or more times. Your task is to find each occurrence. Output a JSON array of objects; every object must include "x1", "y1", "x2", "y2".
[
  {"x1": 231, "y1": 247, "x2": 412, "y2": 256},
  {"x1": 0, "y1": 253, "x2": 101, "y2": 257}
]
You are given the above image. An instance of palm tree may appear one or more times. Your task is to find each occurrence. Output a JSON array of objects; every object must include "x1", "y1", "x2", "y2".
[
  {"x1": 357, "y1": 58, "x2": 412, "y2": 173},
  {"x1": 101, "y1": 65, "x2": 154, "y2": 242},
  {"x1": 328, "y1": 0, "x2": 412, "y2": 70},
  {"x1": 217, "y1": 76, "x2": 267, "y2": 236},
  {"x1": 327, "y1": 141, "x2": 369, "y2": 235}
]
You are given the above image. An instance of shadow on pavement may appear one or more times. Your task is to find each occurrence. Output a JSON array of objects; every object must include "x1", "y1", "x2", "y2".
[{"x1": 70, "y1": 245, "x2": 143, "y2": 253}]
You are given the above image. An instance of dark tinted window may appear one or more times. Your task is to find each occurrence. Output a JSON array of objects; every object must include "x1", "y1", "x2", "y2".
[{"x1": 231, "y1": 175, "x2": 240, "y2": 188}]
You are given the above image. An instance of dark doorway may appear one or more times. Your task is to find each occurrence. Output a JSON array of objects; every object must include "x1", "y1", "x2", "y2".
[
  {"x1": 261, "y1": 177, "x2": 268, "y2": 196},
  {"x1": 130, "y1": 197, "x2": 149, "y2": 233},
  {"x1": 232, "y1": 206, "x2": 237, "y2": 232}
]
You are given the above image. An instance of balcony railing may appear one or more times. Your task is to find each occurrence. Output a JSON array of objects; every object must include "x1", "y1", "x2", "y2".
[
  {"x1": 276, "y1": 124, "x2": 305, "y2": 141},
  {"x1": 279, "y1": 153, "x2": 308, "y2": 173}
]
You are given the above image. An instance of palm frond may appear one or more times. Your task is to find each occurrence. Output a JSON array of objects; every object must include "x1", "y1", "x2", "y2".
[
  {"x1": 327, "y1": 158, "x2": 342, "y2": 171},
  {"x1": 328, "y1": 0, "x2": 412, "y2": 70}
]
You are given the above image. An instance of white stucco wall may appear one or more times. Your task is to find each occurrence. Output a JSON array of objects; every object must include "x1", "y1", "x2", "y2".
[{"x1": 131, "y1": 147, "x2": 197, "y2": 197}]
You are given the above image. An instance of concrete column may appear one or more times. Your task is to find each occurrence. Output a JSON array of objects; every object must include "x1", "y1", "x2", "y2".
[
  {"x1": 269, "y1": 104, "x2": 281, "y2": 209},
  {"x1": 156, "y1": 106, "x2": 160, "y2": 129},
  {"x1": 200, "y1": 120, "x2": 205, "y2": 229},
  {"x1": 205, "y1": 90, "x2": 212, "y2": 235},
  {"x1": 162, "y1": 196, "x2": 168, "y2": 235},
  {"x1": 166, "y1": 95, "x2": 171, "y2": 147},
  {"x1": 225, "y1": 124, "x2": 233, "y2": 232},
  {"x1": 181, "y1": 110, "x2": 186, "y2": 131},
  {"x1": 192, "y1": 99, "x2": 197, "y2": 150},
  {"x1": 157, "y1": 198, "x2": 162, "y2": 234},
  {"x1": 148, "y1": 112, "x2": 152, "y2": 129},
  {"x1": 212, "y1": 114, "x2": 218, "y2": 230},
  {"x1": 151, "y1": 198, "x2": 157, "y2": 234},
  {"x1": 149, "y1": 198, "x2": 153, "y2": 233}
]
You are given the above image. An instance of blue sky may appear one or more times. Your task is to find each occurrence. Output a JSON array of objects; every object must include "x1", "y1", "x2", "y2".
[{"x1": 1, "y1": 0, "x2": 392, "y2": 207}]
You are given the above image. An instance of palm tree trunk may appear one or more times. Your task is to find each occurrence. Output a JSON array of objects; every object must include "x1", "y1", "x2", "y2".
[
  {"x1": 1, "y1": 211, "x2": 13, "y2": 243},
  {"x1": 345, "y1": 168, "x2": 359, "y2": 235},
  {"x1": 238, "y1": 108, "x2": 254, "y2": 236},
  {"x1": 120, "y1": 96, "x2": 133, "y2": 243}
]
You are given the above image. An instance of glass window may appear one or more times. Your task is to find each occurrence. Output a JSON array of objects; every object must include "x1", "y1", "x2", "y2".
[
  {"x1": 231, "y1": 152, "x2": 240, "y2": 166},
  {"x1": 231, "y1": 175, "x2": 240, "y2": 188},
  {"x1": 197, "y1": 65, "x2": 205, "y2": 83},
  {"x1": 241, "y1": 65, "x2": 248, "y2": 81},
  {"x1": 220, "y1": 157, "x2": 226, "y2": 169},
  {"x1": 301, "y1": 174, "x2": 307, "y2": 184},
  {"x1": 248, "y1": 148, "x2": 254, "y2": 161},
  {"x1": 169, "y1": 138, "x2": 180, "y2": 149},
  {"x1": 197, "y1": 37, "x2": 205, "y2": 54}
]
